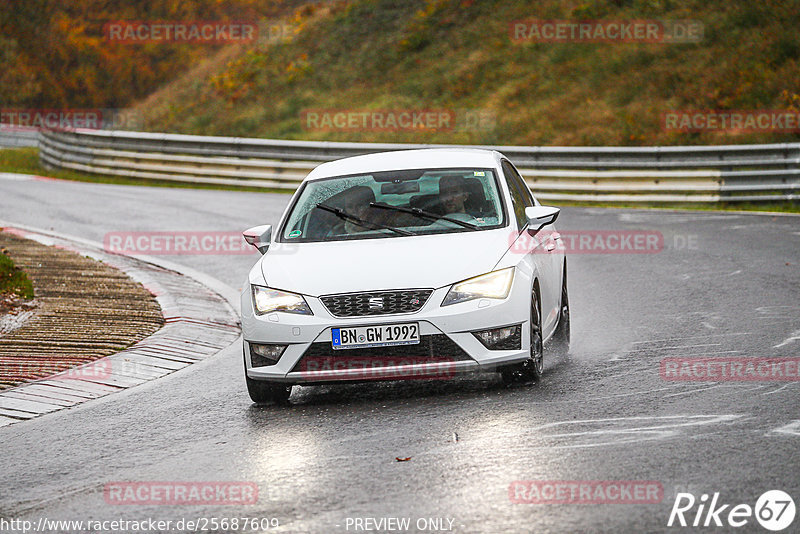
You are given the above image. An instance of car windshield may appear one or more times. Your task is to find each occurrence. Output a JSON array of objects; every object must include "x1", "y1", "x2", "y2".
[{"x1": 280, "y1": 168, "x2": 506, "y2": 242}]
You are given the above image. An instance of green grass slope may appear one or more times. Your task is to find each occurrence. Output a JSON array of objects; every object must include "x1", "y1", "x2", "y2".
[
  {"x1": 0, "y1": 245, "x2": 34, "y2": 301},
  {"x1": 132, "y1": 0, "x2": 800, "y2": 146}
]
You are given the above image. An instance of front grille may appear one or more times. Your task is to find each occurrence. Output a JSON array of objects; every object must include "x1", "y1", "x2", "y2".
[
  {"x1": 290, "y1": 334, "x2": 473, "y2": 374},
  {"x1": 320, "y1": 289, "x2": 433, "y2": 318}
]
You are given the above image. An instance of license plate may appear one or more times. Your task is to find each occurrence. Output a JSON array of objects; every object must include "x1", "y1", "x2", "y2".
[{"x1": 331, "y1": 323, "x2": 420, "y2": 350}]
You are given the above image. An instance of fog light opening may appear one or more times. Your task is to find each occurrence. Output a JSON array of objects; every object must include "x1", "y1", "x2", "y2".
[
  {"x1": 472, "y1": 324, "x2": 522, "y2": 350},
  {"x1": 249, "y1": 343, "x2": 287, "y2": 367}
]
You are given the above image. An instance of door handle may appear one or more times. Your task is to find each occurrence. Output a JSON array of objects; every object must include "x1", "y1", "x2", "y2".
[{"x1": 545, "y1": 241, "x2": 556, "y2": 251}]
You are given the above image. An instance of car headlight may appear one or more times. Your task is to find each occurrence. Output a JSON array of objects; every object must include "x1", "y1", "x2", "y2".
[
  {"x1": 441, "y1": 267, "x2": 515, "y2": 306},
  {"x1": 252, "y1": 285, "x2": 312, "y2": 315}
]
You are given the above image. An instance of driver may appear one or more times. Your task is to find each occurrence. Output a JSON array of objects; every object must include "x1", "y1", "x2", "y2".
[
  {"x1": 331, "y1": 185, "x2": 376, "y2": 235},
  {"x1": 438, "y1": 175, "x2": 472, "y2": 215}
]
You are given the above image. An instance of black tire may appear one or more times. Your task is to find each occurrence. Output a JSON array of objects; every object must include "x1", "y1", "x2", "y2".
[
  {"x1": 551, "y1": 262, "x2": 570, "y2": 354},
  {"x1": 243, "y1": 348, "x2": 292, "y2": 404},
  {"x1": 246, "y1": 375, "x2": 292, "y2": 404},
  {"x1": 501, "y1": 287, "x2": 544, "y2": 384}
]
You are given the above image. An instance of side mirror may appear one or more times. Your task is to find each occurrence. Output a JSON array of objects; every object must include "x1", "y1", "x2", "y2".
[
  {"x1": 525, "y1": 206, "x2": 560, "y2": 233},
  {"x1": 243, "y1": 225, "x2": 272, "y2": 254}
]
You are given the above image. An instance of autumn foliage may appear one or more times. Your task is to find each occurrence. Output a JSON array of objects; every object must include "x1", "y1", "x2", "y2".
[{"x1": 0, "y1": 0, "x2": 304, "y2": 108}]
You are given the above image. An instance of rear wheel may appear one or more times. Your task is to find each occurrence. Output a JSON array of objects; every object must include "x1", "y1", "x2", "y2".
[
  {"x1": 551, "y1": 262, "x2": 570, "y2": 354},
  {"x1": 501, "y1": 288, "x2": 544, "y2": 384}
]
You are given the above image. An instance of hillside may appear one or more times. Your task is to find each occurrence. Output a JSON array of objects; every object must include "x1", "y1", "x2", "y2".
[
  {"x1": 3, "y1": 0, "x2": 800, "y2": 146},
  {"x1": 130, "y1": 0, "x2": 800, "y2": 146},
  {"x1": 0, "y1": 0, "x2": 305, "y2": 109}
]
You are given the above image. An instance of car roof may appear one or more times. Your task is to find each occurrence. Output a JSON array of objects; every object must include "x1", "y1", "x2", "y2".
[{"x1": 305, "y1": 148, "x2": 505, "y2": 181}]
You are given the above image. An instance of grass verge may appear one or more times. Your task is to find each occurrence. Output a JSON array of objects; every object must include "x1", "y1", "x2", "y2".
[{"x1": 0, "y1": 243, "x2": 34, "y2": 301}]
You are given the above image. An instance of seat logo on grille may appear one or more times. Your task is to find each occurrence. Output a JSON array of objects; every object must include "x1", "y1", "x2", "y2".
[{"x1": 368, "y1": 297, "x2": 384, "y2": 310}]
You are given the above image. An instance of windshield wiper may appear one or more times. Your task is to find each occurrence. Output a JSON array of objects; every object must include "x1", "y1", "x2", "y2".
[
  {"x1": 315, "y1": 203, "x2": 413, "y2": 236},
  {"x1": 369, "y1": 202, "x2": 479, "y2": 230}
]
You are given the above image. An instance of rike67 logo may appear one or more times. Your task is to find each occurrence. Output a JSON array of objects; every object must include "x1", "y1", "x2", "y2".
[{"x1": 668, "y1": 490, "x2": 795, "y2": 531}]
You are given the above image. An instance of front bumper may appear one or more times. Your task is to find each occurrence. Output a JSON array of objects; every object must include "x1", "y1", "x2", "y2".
[{"x1": 241, "y1": 280, "x2": 531, "y2": 384}]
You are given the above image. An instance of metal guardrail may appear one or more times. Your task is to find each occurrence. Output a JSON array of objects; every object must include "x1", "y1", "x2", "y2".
[
  {"x1": 34, "y1": 128, "x2": 800, "y2": 202},
  {"x1": 0, "y1": 129, "x2": 39, "y2": 148}
]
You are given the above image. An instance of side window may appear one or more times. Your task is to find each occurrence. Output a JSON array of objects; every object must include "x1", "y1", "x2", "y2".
[
  {"x1": 502, "y1": 160, "x2": 530, "y2": 231},
  {"x1": 507, "y1": 161, "x2": 535, "y2": 207}
]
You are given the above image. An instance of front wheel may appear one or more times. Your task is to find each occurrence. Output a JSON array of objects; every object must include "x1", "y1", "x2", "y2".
[
  {"x1": 501, "y1": 288, "x2": 544, "y2": 384},
  {"x1": 246, "y1": 375, "x2": 292, "y2": 404},
  {"x1": 551, "y1": 262, "x2": 570, "y2": 354},
  {"x1": 243, "y1": 348, "x2": 291, "y2": 404}
]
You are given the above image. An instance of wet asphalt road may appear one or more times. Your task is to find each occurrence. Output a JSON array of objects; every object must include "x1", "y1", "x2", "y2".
[{"x1": 0, "y1": 176, "x2": 799, "y2": 533}]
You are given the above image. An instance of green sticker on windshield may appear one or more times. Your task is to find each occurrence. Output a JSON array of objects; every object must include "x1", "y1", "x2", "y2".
[
  {"x1": 473, "y1": 171, "x2": 485, "y2": 176},
  {"x1": 288, "y1": 230, "x2": 302, "y2": 238}
]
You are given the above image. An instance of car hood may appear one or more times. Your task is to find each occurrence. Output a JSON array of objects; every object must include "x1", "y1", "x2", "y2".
[{"x1": 259, "y1": 229, "x2": 511, "y2": 296}]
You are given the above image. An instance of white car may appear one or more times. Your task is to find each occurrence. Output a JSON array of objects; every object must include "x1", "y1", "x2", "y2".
[{"x1": 241, "y1": 148, "x2": 569, "y2": 403}]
